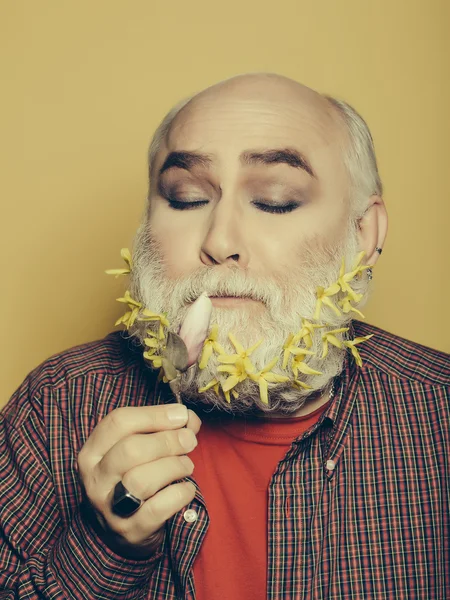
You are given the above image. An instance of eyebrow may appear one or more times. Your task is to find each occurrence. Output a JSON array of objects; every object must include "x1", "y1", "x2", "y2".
[
  {"x1": 159, "y1": 151, "x2": 213, "y2": 175},
  {"x1": 158, "y1": 147, "x2": 316, "y2": 178},
  {"x1": 241, "y1": 148, "x2": 316, "y2": 178}
]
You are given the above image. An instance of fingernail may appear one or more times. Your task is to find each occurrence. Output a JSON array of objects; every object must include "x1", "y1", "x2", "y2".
[
  {"x1": 187, "y1": 409, "x2": 201, "y2": 426},
  {"x1": 178, "y1": 428, "x2": 197, "y2": 451},
  {"x1": 167, "y1": 404, "x2": 188, "y2": 424}
]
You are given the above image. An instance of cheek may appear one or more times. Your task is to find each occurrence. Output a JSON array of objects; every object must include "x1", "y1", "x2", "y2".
[
  {"x1": 251, "y1": 205, "x2": 348, "y2": 273},
  {"x1": 148, "y1": 205, "x2": 204, "y2": 278}
]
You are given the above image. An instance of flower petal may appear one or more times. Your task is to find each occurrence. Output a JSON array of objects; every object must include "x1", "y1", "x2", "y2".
[
  {"x1": 218, "y1": 354, "x2": 240, "y2": 364},
  {"x1": 120, "y1": 248, "x2": 133, "y2": 269},
  {"x1": 293, "y1": 379, "x2": 313, "y2": 390},
  {"x1": 313, "y1": 300, "x2": 323, "y2": 320},
  {"x1": 327, "y1": 335, "x2": 343, "y2": 349},
  {"x1": 295, "y1": 362, "x2": 323, "y2": 376},
  {"x1": 115, "y1": 312, "x2": 130, "y2": 326},
  {"x1": 228, "y1": 333, "x2": 245, "y2": 354},
  {"x1": 325, "y1": 282, "x2": 341, "y2": 296},
  {"x1": 350, "y1": 306, "x2": 366, "y2": 319},
  {"x1": 199, "y1": 343, "x2": 213, "y2": 370},
  {"x1": 322, "y1": 296, "x2": 341, "y2": 316},
  {"x1": 352, "y1": 334, "x2": 374, "y2": 345},
  {"x1": 209, "y1": 324, "x2": 219, "y2": 341},
  {"x1": 218, "y1": 364, "x2": 239, "y2": 374},
  {"x1": 198, "y1": 378, "x2": 219, "y2": 392},
  {"x1": 105, "y1": 268, "x2": 130, "y2": 277},
  {"x1": 243, "y1": 357, "x2": 255, "y2": 374},
  {"x1": 282, "y1": 348, "x2": 291, "y2": 370},
  {"x1": 350, "y1": 345, "x2": 362, "y2": 367},
  {"x1": 290, "y1": 347, "x2": 315, "y2": 357},
  {"x1": 262, "y1": 357, "x2": 279, "y2": 373},
  {"x1": 264, "y1": 373, "x2": 290, "y2": 383},
  {"x1": 222, "y1": 375, "x2": 240, "y2": 392},
  {"x1": 326, "y1": 327, "x2": 349, "y2": 335},
  {"x1": 212, "y1": 342, "x2": 226, "y2": 355},
  {"x1": 259, "y1": 378, "x2": 269, "y2": 405},
  {"x1": 247, "y1": 340, "x2": 263, "y2": 355},
  {"x1": 179, "y1": 292, "x2": 213, "y2": 367}
]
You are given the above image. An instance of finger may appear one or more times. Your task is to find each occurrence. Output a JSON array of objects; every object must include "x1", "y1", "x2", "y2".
[
  {"x1": 186, "y1": 409, "x2": 201, "y2": 434},
  {"x1": 97, "y1": 427, "x2": 198, "y2": 480},
  {"x1": 122, "y1": 455, "x2": 194, "y2": 500},
  {"x1": 110, "y1": 481, "x2": 196, "y2": 546},
  {"x1": 81, "y1": 404, "x2": 190, "y2": 460}
]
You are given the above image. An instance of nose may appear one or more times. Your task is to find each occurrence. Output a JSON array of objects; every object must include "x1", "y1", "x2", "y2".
[{"x1": 200, "y1": 197, "x2": 249, "y2": 268}]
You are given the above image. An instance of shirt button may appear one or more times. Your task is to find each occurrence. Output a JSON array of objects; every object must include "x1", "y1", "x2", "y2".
[
  {"x1": 326, "y1": 459, "x2": 336, "y2": 471},
  {"x1": 183, "y1": 509, "x2": 198, "y2": 523}
]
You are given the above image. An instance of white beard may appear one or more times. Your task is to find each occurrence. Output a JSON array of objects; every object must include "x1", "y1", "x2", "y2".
[{"x1": 128, "y1": 221, "x2": 368, "y2": 415}]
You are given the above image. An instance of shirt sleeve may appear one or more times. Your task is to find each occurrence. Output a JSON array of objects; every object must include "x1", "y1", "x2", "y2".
[{"x1": 0, "y1": 378, "x2": 163, "y2": 599}]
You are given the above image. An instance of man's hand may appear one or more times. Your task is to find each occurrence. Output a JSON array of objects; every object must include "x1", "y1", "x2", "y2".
[{"x1": 77, "y1": 404, "x2": 200, "y2": 559}]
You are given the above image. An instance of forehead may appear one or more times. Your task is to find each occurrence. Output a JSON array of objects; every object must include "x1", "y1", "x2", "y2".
[{"x1": 162, "y1": 95, "x2": 343, "y2": 168}]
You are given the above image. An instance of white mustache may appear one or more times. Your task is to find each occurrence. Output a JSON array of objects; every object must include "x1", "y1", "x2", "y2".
[{"x1": 170, "y1": 270, "x2": 282, "y2": 308}]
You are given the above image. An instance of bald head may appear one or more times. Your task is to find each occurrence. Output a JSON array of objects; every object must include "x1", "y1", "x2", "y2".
[{"x1": 175, "y1": 73, "x2": 335, "y2": 122}]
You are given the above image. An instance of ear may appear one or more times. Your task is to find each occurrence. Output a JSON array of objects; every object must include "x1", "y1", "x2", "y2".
[{"x1": 357, "y1": 195, "x2": 388, "y2": 265}]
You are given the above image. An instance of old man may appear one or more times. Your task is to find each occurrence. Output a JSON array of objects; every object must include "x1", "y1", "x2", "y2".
[{"x1": 1, "y1": 73, "x2": 449, "y2": 599}]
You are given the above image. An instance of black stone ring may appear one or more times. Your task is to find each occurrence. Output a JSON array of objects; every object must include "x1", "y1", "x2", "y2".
[{"x1": 112, "y1": 481, "x2": 143, "y2": 518}]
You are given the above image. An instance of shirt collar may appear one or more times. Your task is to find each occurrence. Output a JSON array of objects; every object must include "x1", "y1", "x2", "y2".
[{"x1": 324, "y1": 334, "x2": 361, "y2": 425}]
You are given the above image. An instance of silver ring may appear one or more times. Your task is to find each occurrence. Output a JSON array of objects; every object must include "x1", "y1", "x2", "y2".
[{"x1": 112, "y1": 481, "x2": 142, "y2": 517}]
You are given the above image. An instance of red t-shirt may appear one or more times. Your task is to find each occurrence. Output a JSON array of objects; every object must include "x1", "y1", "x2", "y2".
[{"x1": 190, "y1": 401, "x2": 330, "y2": 600}]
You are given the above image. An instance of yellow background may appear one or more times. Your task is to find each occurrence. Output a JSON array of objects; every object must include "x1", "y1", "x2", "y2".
[{"x1": 1, "y1": 0, "x2": 449, "y2": 406}]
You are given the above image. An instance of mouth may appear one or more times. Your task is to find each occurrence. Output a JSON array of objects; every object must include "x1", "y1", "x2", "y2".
[{"x1": 209, "y1": 296, "x2": 263, "y2": 308}]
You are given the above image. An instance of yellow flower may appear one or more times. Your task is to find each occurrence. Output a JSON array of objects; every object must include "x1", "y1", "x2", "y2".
[
  {"x1": 138, "y1": 309, "x2": 170, "y2": 340},
  {"x1": 106, "y1": 248, "x2": 133, "y2": 277},
  {"x1": 338, "y1": 295, "x2": 365, "y2": 319},
  {"x1": 282, "y1": 326, "x2": 319, "y2": 370},
  {"x1": 115, "y1": 290, "x2": 142, "y2": 329},
  {"x1": 218, "y1": 333, "x2": 262, "y2": 374},
  {"x1": 218, "y1": 357, "x2": 254, "y2": 394},
  {"x1": 297, "y1": 318, "x2": 326, "y2": 348},
  {"x1": 343, "y1": 334, "x2": 374, "y2": 367},
  {"x1": 199, "y1": 324, "x2": 226, "y2": 370},
  {"x1": 321, "y1": 327, "x2": 350, "y2": 359},
  {"x1": 249, "y1": 357, "x2": 290, "y2": 405},
  {"x1": 337, "y1": 252, "x2": 370, "y2": 302},
  {"x1": 291, "y1": 354, "x2": 323, "y2": 378},
  {"x1": 314, "y1": 282, "x2": 341, "y2": 320}
]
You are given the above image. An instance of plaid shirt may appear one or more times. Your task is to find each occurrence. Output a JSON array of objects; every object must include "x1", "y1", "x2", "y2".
[{"x1": 1, "y1": 322, "x2": 449, "y2": 599}]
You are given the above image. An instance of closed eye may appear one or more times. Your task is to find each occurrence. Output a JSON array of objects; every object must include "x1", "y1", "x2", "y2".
[
  {"x1": 167, "y1": 198, "x2": 209, "y2": 210},
  {"x1": 252, "y1": 201, "x2": 301, "y2": 214}
]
